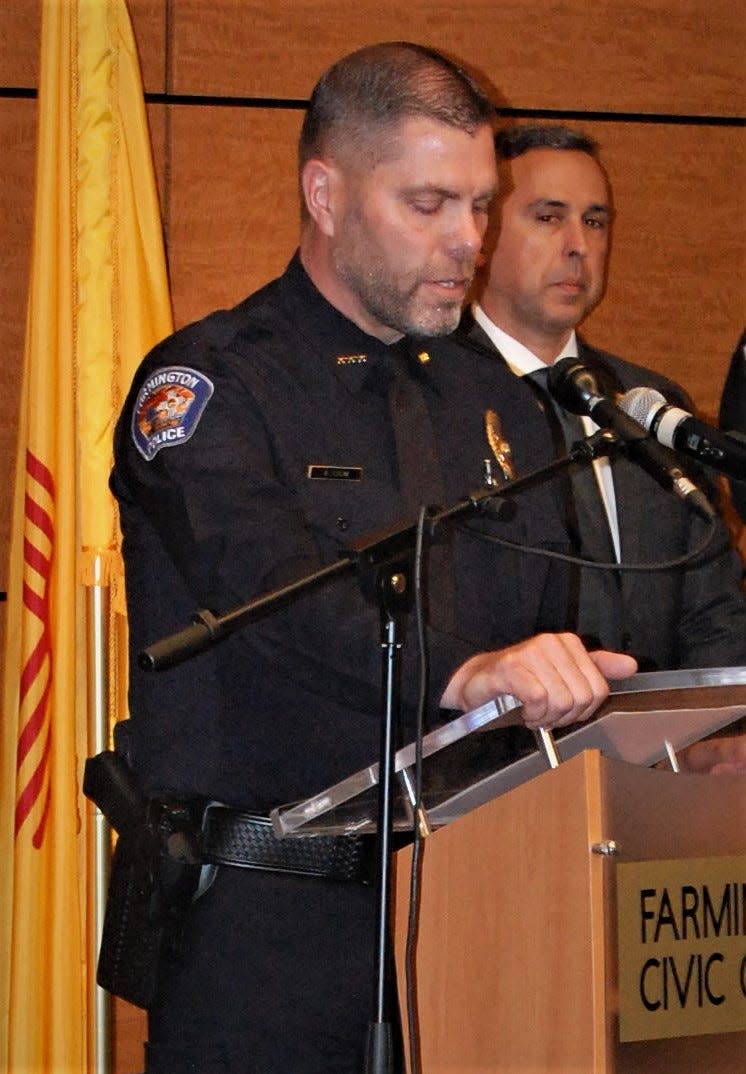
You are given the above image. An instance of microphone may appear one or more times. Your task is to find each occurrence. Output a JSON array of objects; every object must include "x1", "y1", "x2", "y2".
[
  {"x1": 546, "y1": 357, "x2": 715, "y2": 520},
  {"x1": 618, "y1": 386, "x2": 746, "y2": 481}
]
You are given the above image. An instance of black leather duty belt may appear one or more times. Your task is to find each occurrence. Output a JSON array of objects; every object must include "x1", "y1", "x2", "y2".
[{"x1": 199, "y1": 803, "x2": 374, "y2": 884}]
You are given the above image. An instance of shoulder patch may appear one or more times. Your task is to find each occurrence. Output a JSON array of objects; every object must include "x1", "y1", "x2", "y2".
[{"x1": 131, "y1": 366, "x2": 214, "y2": 460}]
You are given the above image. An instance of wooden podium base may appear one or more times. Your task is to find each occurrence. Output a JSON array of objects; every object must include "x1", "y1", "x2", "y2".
[{"x1": 394, "y1": 750, "x2": 746, "y2": 1073}]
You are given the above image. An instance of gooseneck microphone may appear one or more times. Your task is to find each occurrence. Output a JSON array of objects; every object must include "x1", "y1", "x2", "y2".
[
  {"x1": 618, "y1": 386, "x2": 746, "y2": 481},
  {"x1": 546, "y1": 357, "x2": 715, "y2": 520}
]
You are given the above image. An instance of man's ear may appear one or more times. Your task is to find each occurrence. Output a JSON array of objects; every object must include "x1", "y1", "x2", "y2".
[{"x1": 301, "y1": 158, "x2": 343, "y2": 237}]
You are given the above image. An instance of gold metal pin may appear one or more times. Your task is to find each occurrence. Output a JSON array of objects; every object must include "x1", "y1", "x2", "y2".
[{"x1": 484, "y1": 409, "x2": 515, "y2": 482}]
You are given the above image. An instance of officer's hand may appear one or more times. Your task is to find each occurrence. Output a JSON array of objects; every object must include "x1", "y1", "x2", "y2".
[{"x1": 440, "y1": 632, "x2": 638, "y2": 728}]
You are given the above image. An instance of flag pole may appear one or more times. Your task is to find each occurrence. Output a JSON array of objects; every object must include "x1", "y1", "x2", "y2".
[{"x1": 87, "y1": 558, "x2": 112, "y2": 1074}]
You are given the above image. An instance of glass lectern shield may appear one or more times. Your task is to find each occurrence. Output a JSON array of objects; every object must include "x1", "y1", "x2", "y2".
[{"x1": 270, "y1": 667, "x2": 746, "y2": 838}]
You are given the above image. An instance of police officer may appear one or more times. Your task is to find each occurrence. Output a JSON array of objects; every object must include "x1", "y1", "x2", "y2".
[{"x1": 111, "y1": 45, "x2": 635, "y2": 1073}]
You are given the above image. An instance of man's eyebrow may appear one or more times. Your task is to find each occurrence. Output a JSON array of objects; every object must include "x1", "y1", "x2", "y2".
[
  {"x1": 527, "y1": 197, "x2": 568, "y2": 211},
  {"x1": 403, "y1": 184, "x2": 497, "y2": 200},
  {"x1": 397, "y1": 185, "x2": 451, "y2": 202},
  {"x1": 405, "y1": 185, "x2": 453, "y2": 195},
  {"x1": 527, "y1": 197, "x2": 611, "y2": 216}
]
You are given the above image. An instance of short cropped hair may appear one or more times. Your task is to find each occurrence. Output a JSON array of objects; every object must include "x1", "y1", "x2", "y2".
[
  {"x1": 494, "y1": 124, "x2": 599, "y2": 161},
  {"x1": 299, "y1": 41, "x2": 495, "y2": 173}
]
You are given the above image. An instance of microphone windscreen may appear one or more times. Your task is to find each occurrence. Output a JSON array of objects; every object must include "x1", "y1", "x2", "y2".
[
  {"x1": 546, "y1": 356, "x2": 602, "y2": 415},
  {"x1": 617, "y1": 386, "x2": 667, "y2": 429}
]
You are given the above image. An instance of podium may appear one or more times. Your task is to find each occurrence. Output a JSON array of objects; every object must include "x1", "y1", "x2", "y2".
[{"x1": 272, "y1": 669, "x2": 746, "y2": 1071}]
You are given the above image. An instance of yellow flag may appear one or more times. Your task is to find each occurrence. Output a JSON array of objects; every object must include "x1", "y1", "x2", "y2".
[{"x1": 0, "y1": 1, "x2": 172, "y2": 1069}]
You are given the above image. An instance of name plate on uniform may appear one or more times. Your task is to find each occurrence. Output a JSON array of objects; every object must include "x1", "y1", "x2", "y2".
[
  {"x1": 306, "y1": 464, "x2": 362, "y2": 481},
  {"x1": 617, "y1": 854, "x2": 746, "y2": 1041}
]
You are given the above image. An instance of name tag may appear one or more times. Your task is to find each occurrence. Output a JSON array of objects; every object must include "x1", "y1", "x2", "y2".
[{"x1": 306, "y1": 465, "x2": 363, "y2": 481}]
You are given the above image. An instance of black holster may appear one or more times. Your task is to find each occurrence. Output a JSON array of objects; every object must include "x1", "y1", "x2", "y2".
[{"x1": 83, "y1": 750, "x2": 203, "y2": 1009}]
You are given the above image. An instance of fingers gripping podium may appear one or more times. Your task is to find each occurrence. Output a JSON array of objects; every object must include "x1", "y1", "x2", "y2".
[{"x1": 272, "y1": 668, "x2": 746, "y2": 1072}]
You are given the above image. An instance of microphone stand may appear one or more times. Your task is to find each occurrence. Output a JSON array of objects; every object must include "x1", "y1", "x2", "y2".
[
  {"x1": 365, "y1": 559, "x2": 409, "y2": 1074},
  {"x1": 138, "y1": 432, "x2": 617, "y2": 1074}
]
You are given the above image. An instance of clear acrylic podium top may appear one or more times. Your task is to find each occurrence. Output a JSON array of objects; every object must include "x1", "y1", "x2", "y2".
[{"x1": 270, "y1": 667, "x2": 746, "y2": 839}]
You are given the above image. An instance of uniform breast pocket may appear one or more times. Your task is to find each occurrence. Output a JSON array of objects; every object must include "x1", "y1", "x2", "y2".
[{"x1": 300, "y1": 471, "x2": 405, "y2": 553}]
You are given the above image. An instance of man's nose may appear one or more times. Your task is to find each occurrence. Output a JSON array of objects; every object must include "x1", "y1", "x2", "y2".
[
  {"x1": 450, "y1": 207, "x2": 484, "y2": 258},
  {"x1": 564, "y1": 217, "x2": 589, "y2": 258}
]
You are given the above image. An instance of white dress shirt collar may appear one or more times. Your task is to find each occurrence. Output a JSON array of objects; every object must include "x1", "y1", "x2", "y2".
[
  {"x1": 472, "y1": 303, "x2": 620, "y2": 560},
  {"x1": 472, "y1": 304, "x2": 578, "y2": 374}
]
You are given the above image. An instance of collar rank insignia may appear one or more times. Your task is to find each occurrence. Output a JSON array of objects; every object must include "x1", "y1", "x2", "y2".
[
  {"x1": 484, "y1": 409, "x2": 515, "y2": 482},
  {"x1": 132, "y1": 365, "x2": 214, "y2": 461},
  {"x1": 336, "y1": 354, "x2": 368, "y2": 365}
]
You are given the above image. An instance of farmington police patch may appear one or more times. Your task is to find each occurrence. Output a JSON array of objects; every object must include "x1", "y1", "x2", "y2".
[{"x1": 132, "y1": 366, "x2": 214, "y2": 461}]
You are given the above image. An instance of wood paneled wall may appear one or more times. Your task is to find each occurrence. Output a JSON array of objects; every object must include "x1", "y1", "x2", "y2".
[{"x1": 0, "y1": 2, "x2": 743, "y2": 1069}]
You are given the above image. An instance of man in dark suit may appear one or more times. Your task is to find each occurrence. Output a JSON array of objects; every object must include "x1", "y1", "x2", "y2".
[{"x1": 457, "y1": 124, "x2": 746, "y2": 677}]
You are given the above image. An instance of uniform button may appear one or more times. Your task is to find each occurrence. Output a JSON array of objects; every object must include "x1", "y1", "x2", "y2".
[
  {"x1": 336, "y1": 517, "x2": 349, "y2": 532},
  {"x1": 621, "y1": 632, "x2": 632, "y2": 651}
]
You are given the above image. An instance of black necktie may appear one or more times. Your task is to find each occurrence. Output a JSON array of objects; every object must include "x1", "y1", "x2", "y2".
[
  {"x1": 525, "y1": 366, "x2": 622, "y2": 648},
  {"x1": 386, "y1": 340, "x2": 447, "y2": 516},
  {"x1": 384, "y1": 340, "x2": 454, "y2": 631}
]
